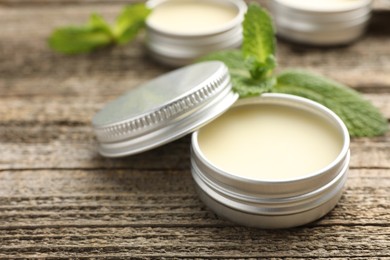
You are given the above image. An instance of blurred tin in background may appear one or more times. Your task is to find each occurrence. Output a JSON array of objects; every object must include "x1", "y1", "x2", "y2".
[
  {"x1": 145, "y1": 0, "x2": 247, "y2": 67},
  {"x1": 268, "y1": 0, "x2": 373, "y2": 46}
]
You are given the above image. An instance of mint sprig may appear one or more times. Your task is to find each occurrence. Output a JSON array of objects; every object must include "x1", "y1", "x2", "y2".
[
  {"x1": 274, "y1": 71, "x2": 388, "y2": 137},
  {"x1": 199, "y1": 50, "x2": 274, "y2": 97},
  {"x1": 113, "y1": 4, "x2": 151, "y2": 44},
  {"x1": 48, "y1": 3, "x2": 151, "y2": 54},
  {"x1": 242, "y1": 4, "x2": 276, "y2": 80},
  {"x1": 200, "y1": 3, "x2": 388, "y2": 137}
]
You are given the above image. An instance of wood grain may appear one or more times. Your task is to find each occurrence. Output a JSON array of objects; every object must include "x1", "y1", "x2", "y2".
[
  {"x1": 0, "y1": 0, "x2": 389, "y2": 258},
  {"x1": 0, "y1": 168, "x2": 389, "y2": 258},
  {"x1": 1, "y1": 139, "x2": 390, "y2": 170}
]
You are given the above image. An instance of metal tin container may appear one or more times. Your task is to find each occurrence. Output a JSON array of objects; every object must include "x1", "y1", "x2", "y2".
[
  {"x1": 92, "y1": 61, "x2": 238, "y2": 157},
  {"x1": 92, "y1": 63, "x2": 351, "y2": 228},
  {"x1": 268, "y1": 0, "x2": 372, "y2": 46},
  {"x1": 191, "y1": 94, "x2": 350, "y2": 228},
  {"x1": 146, "y1": 0, "x2": 247, "y2": 66}
]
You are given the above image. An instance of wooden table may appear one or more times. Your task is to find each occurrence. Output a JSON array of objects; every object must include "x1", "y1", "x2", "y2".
[{"x1": 0, "y1": 0, "x2": 389, "y2": 258}]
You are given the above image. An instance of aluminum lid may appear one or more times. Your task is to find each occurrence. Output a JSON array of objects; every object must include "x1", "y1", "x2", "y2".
[{"x1": 92, "y1": 61, "x2": 238, "y2": 157}]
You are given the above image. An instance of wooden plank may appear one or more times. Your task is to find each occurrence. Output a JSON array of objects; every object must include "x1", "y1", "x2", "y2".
[
  {"x1": 1, "y1": 136, "x2": 390, "y2": 170},
  {"x1": 0, "y1": 169, "x2": 388, "y2": 226},
  {"x1": 0, "y1": 226, "x2": 388, "y2": 258},
  {"x1": 0, "y1": 93, "x2": 388, "y2": 126},
  {"x1": 0, "y1": 6, "x2": 389, "y2": 98},
  {"x1": 0, "y1": 95, "x2": 388, "y2": 170},
  {"x1": 0, "y1": 140, "x2": 190, "y2": 170},
  {"x1": 0, "y1": 0, "x2": 389, "y2": 258},
  {"x1": 0, "y1": 0, "x2": 135, "y2": 5},
  {"x1": 0, "y1": 168, "x2": 388, "y2": 258},
  {"x1": 0, "y1": 0, "x2": 388, "y2": 11}
]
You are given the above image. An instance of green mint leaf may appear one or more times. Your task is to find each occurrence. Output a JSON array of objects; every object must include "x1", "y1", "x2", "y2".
[
  {"x1": 242, "y1": 3, "x2": 276, "y2": 80},
  {"x1": 273, "y1": 70, "x2": 388, "y2": 137},
  {"x1": 49, "y1": 4, "x2": 150, "y2": 54},
  {"x1": 233, "y1": 76, "x2": 275, "y2": 97},
  {"x1": 199, "y1": 50, "x2": 275, "y2": 97},
  {"x1": 199, "y1": 50, "x2": 246, "y2": 72},
  {"x1": 242, "y1": 3, "x2": 276, "y2": 61},
  {"x1": 88, "y1": 13, "x2": 113, "y2": 36},
  {"x1": 246, "y1": 54, "x2": 276, "y2": 80},
  {"x1": 48, "y1": 25, "x2": 113, "y2": 54},
  {"x1": 113, "y1": 3, "x2": 151, "y2": 44}
]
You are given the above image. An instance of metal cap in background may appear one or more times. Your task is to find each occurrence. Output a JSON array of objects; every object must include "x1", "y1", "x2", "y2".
[{"x1": 92, "y1": 61, "x2": 238, "y2": 157}]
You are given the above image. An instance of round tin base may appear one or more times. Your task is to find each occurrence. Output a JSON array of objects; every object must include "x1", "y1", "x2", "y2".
[
  {"x1": 193, "y1": 158, "x2": 348, "y2": 229},
  {"x1": 190, "y1": 94, "x2": 351, "y2": 228}
]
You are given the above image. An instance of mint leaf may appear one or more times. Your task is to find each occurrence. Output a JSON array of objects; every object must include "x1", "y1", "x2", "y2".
[
  {"x1": 198, "y1": 4, "x2": 387, "y2": 137},
  {"x1": 245, "y1": 54, "x2": 276, "y2": 80},
  {"x1": 234, "y1": 76, "x2": 275, "y2": 97},
  {"x1": 199, "y1": 50, "x2": 275, "y2": 97},
  {"x1": 242, "y1": 3, "x2": 276, "y2": 80},
  {"x1": 48, "y1": 3, "x2": 150, "y2": 54},
  {"x1": 88, "y1": 13, "x2": 113, "y2": 36},
  {"x1": 199, "y1": 50, "x2": 243, "y2": 70},
  {"x1": 274, "y1": 70, "x2": 388, "y2": 137},
  {"x1": 113, "y1": 4, "x2": 151, "y2": 44},
  {"x1": 243, "y1": 4, "x2": 275, "y2": 61},
  {"x1": 48, "y1": 26, "x2": 113, "y2": 54}
]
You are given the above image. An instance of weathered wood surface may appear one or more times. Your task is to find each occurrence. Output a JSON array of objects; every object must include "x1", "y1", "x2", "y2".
[{"x1": 0, "y1": 1, "x2": 389, "y2": 259}]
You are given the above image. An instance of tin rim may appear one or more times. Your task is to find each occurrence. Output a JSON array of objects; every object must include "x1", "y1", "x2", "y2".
[
  {"x1": 270, "y1": 3, "x2": 371, "y2": 22},
  {"x1": 146, "y1": 36, "x2": 242, "y2": 59},
  {"x1": 146, "y1": 0, "x2": 247, "y2": 37},
  {"x1": 192, "y1": 153, "x2": 349, "y2": 215},
  {"x1": 194, "y1": 180, "x2": 346, "y2": 228},
  {"x1": 276, "y1": 22, "x2": 368, "y2": 45},
  {"x1": 272, "y1": 0, "x2": 372, "y2": 13},
  {"x1": 192, "y1": 93, "x2": 350, "y2": 184},
  {"x1": 275, "y1": 13, "x2": 370, "y2": 33}
]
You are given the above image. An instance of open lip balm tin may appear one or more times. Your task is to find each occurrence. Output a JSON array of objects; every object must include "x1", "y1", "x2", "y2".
[
  {"x1": 268, "y1": 0, "x2": 373, "y2": 46},
  {"x1": 191, "y1": 94, "x2": 350, "y2": 228},
  {"x1": 92, "y1": 62, "x2": 350, "y2": 228},
  {"x1": 145, "y1": 0, "x2": 247, "y2": 67}
]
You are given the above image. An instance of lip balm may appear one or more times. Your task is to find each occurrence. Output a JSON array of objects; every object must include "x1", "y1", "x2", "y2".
[
  {"x1": 147, "y1": 1, "x2": 239, "y2": 34},
  {"x1": 198, "y1": 104, "x2": 343, "y2": 181},
  {"x1": 268, "y1": 0, "x2": 372, "y2": 45},
  {"x1": 191, "y1": 94, "x2": 350, "y2": 228},
  {"x1": 146, "y1": 0, "x2": 247, "y2": 66}
]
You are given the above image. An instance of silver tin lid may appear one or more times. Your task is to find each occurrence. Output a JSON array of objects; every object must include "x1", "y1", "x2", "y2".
[{"x1": 92, "y1": 61, "x2": 238, "y2": 157}]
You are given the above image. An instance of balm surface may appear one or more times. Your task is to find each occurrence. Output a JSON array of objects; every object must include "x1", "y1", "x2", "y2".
[
  {"x1": 198, "y1": 104, "x2": 343, "y2": 180},
  {"x1": 147, "y1": 0, "x2": 238, "y2": 34}
]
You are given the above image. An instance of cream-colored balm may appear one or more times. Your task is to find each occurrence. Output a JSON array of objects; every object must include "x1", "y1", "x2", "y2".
[
  {"x1": 198, "y1": 104, "x2": 343, "y2": 180},
  {"x1": 147, "y1": 0, "x2": 238, "y2": 34}
]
